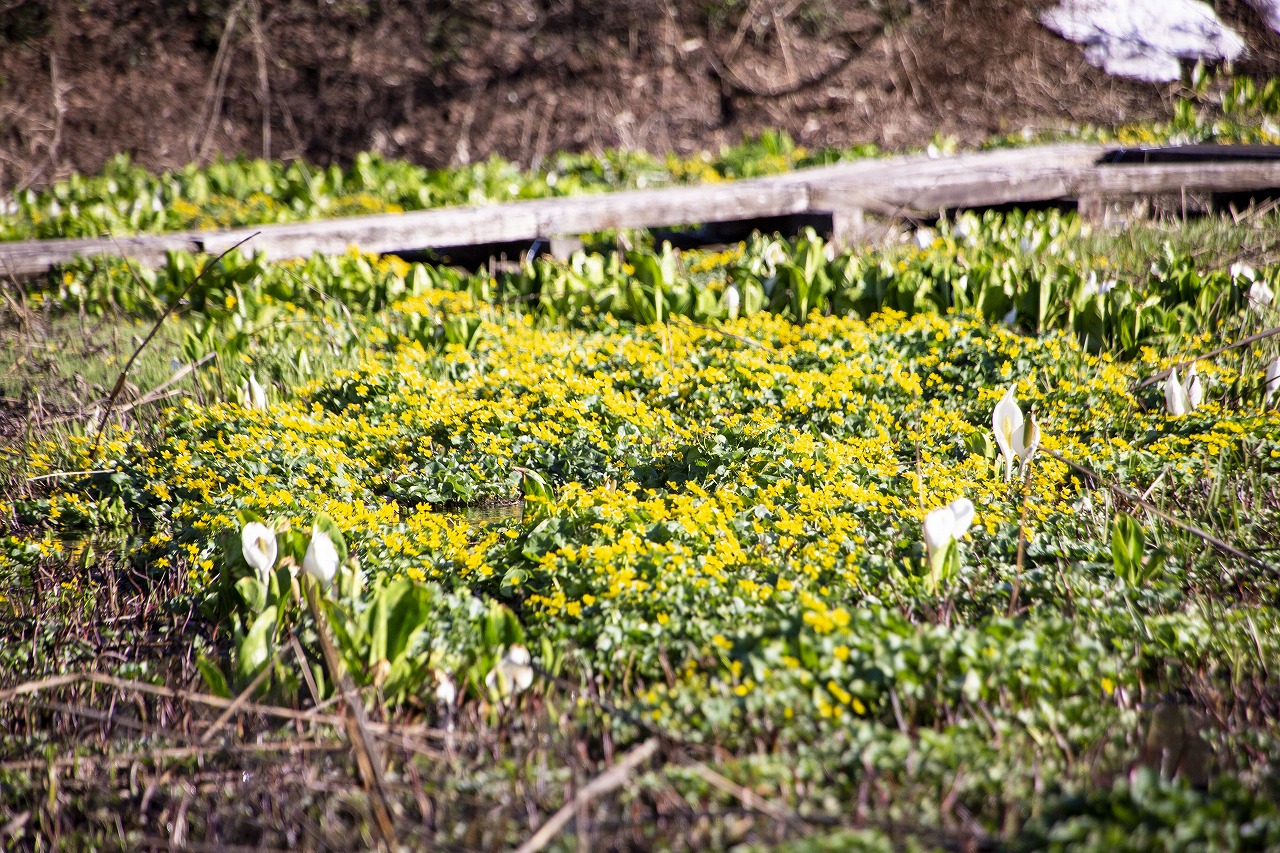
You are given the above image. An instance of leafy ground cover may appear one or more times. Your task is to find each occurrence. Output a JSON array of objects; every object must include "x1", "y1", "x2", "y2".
[{"x1": 3, "y1": 163, "x2": 1280, "y2": 849}]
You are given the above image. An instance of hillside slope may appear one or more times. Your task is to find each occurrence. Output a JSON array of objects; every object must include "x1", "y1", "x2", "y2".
[{"x1": 3, "y1": 0, "x2": 1280, "y2": 190}]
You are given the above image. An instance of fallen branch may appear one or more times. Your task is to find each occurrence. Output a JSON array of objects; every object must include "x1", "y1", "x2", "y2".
[
  {"x1": 513, "y1": 738, "x2": 659, "y2": 853},
  {"x1": 1133, "y1": 324, "x2": 1280, "y2": 391},
  {"x1": 0, "y1": 670, "x2": 457, "y2": 741},
  {"x1": 304, "y1": 581, "x2": 399, "y2": 851},
  {"x1": 0, "y1": 739, "x2": 344, "y2": 774},
  {"x1": 685, "y1": 761, "x2": 806, "y2": 833},
  {"x1": 199, "y1": 645, "x2": 286, "y2": 744},
  {"x1": 1043, "y1": 448, "x2": 1272, "y2": 574},
  {"x1": 89, "y1": 232, "x2": 258, "y2": 463}
]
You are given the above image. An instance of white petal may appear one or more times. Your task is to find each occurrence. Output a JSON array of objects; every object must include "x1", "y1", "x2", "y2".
[
  {"x1": 947, "y1": 498, "x2": 975, "y2": 539},
  {"x1": 992, "y1": 387, "x2": 1023, "y2": 479},
  {"x1": 1165, "y1": 368, "x2": 1190, "y2": 416},
  {"x1": 433, "y1": 670, "x2": 457, "y2": 706},
  {"x1": 1265, "y1": 356, "x2": 1280, "y2": 406},
  {"x1": 240, "y1": 522, "x2": 277, "y2": 579},
  {"x1": 724, "y1": 284, "x2": 741, "y2": 320},
  {"x1": 488, "y1": 645, "x2": 535, "y2": 697},
  {"x1": 1250, "y1": 280, "x2": 1275, "y2": 311},
  {"x1": 302, "y1": 529, "x2": 339, "y2": 587},
  {"x1": 1184, "y1": 365, "x2": 1202, "y2": 410},
  {"x1": 922, "y1": 506, "x2": 957, "y2": 552},
  {"x1": 248, "y1": 374, "x2": 268, "y2": 410}
]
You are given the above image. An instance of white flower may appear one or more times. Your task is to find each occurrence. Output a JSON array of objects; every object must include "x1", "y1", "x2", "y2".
[
  {"x1": 1165, "y1": 367, "x2": 1191, "y2": 417},
  {"x1": 1249, "y1": 280, "x2": 1274, "y2": 313},
  {"x1": 248, "y1": 374, "x2": 268, "y2": 410},
  {"x1": 914, "y1": 227, "x2": 935, "y2": 251},
  {"x1": 923, "y1": 497, "x2": 975, "y2": 580},
  {"x1": 240, "y1": 375, "x2": 267, "y2": 410},
  {"x1": 723, "y1": 283, "x2": 741, "y2": 320},
  {"x1": 1002, "y1": 307, "x2": 1019, "y2": 326},
  {"x1": 241, "y1": 522, "x2": 278, "y2": 582},
  {"x1": 485, "y1": 644, "x2": 535, "y2": 698},
  {"x1": 433, "y1": 669, "x2": 457, "y2": 706},
  {"x1": 302, "y1": 528, "x2": 339, "y2": 588},
  {"x1": 1265, "y1": 356, "x2": 1280, "y2": 407},
  {"x1": 1183, "y1": 363, "x2": 1202, "y2": 410},
  {"x1": 1082, "y1": 271, "x2": 1099, "y2": 298},
  {"x1": 1231, "y1": 262, "x2": 1256, "y2": 282},
  {"x1": 992, "y1": 387, "x2": 1038, "y2": 481},
  {"x1": 1097, "y1": 278, "x2": 1117, "y2": 295}
]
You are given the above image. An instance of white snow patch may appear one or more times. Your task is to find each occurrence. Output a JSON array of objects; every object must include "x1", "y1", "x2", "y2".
[{"x1": 1041, "y1": 0, "x2": 1245, "y2": 82}]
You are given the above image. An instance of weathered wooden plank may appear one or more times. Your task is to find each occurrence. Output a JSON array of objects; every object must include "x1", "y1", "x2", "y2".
[
  {"x1": 4, "y1": 143, "x2": 1280, "y2": 276},
  {"x1": 811, "y1": 160, "x2": 1280, "y2": 216},
  {"x1": 198, "y1": 181, "x2": 813, "y2": 260},
  {"x1": 1082, "y1": 161, "x2": 1280, "y2": 195},
  {"x1": 0, "y1": 233, "x2": 199, "y2": 277}
]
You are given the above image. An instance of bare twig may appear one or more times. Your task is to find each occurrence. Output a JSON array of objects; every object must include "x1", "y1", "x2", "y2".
[
  {"x1": 668, "y1": 316, "x2": 765, "y2": 348},
  {"x1": 1133, "y1": 325, "x2": 1280, "y2": 390},
  {"x1": 514, "y1": 739, "x2": 659, "y2": 853},
  {"x1": 303, "y1": 581, "x2": 399, "y2": 851},
  {"x1": 1043, "y1": 448, "x2": 1272, "y2": 574},
  {"x1": 88, "y1": 232, "x2": 258, "y2": 462},
  {"x1": 26, "y1": 468, "x2": 114, "y2": 483},
  {"x1": 685, "y1": 761, "x2": 806, "y2": 833},
  {"x1": 199, "y1": 646, "x2": 286, "y2": 744},
  {"x1": 0, "y1": 739, "x2": 344, "y2": 774}
]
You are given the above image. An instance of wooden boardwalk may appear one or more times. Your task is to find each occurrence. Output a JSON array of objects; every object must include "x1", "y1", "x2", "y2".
[{"x1": 5, "y1": 142, "x2": 1280, "y2": 276}]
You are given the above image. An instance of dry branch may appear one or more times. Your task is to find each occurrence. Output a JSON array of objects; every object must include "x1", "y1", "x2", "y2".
[{"x1": 513, "y1": 738, "x2": 659, "y2": 853}]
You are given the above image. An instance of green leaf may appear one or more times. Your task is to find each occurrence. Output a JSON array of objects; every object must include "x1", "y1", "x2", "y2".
[
  {"x1": 237, "y1": 605, "x2": 278, "y2": 681},
  {"x1": 196, "y1": 656, "x2": 233, "y2": 699},
  {"x1": 1111, "y1": 513, "x2": 1145, "y2": 587},
  {"x1": 235, "y1": 576, "x2": 268, "y2": 613}
]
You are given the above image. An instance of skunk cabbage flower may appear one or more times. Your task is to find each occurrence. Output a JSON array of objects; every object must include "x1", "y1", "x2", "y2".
[
  {"x1": 723, "y1": 283, "x2": 741, "y2": 320},
  {"x1": 992, "y1": 387, "x2": 1038, "y2": 481},
  {"x1": 1165, "y1": 367, "x2": 1191, "y2": 416},
  {"x1": 914, "y1": 227, "x2": 935, "y2": 250},
  {"x1": 923, "y1": 497, "x2": 975, "y2": 580},
  {"x1": 302, "y1": 528, "x2": 339, "y2": 588},
  {"x1": 485, "y1": 644, "x2": 535, "y2": 697},
  {"x1": 1002, "y1": 307, "x2": 1018, "y2": 326},
  {"x1": 241, "y1": 374, "x2": 267, "y2": 410},
  {"x1": 249, "y1": 374, "x2": 267, "y2": 410},
  {"x1": 1231, "y1": 262, "x2": 1256, "y2": 282},
  {"x1": 240, "y1": 522, "x2": 277, "y2": 582},
  {"x1": 433, "y1": 669, "x2": 457, "y2": 706},
  {"x1": 1266, "y1": 356, "x2": 1280, "y2": 407},
  {"x1": 1184, "y1": 363, "x2": 1203, "y2": 410},
  {"x1": 1249, "y1": 279, "x2": 1275, "y2": 313}
]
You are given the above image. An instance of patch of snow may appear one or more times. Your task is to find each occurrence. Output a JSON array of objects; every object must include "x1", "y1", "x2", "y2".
[{"x1": 1041, "y1": 0, "x2": 1246, "y2": 82}]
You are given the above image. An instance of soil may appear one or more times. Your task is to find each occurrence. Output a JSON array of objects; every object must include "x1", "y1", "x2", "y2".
[{"x1": 4, "y1": 0, "x2": 1280, "y2": 192}]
